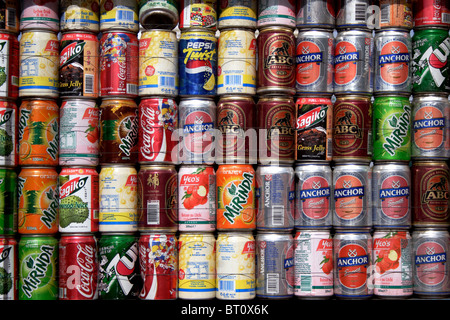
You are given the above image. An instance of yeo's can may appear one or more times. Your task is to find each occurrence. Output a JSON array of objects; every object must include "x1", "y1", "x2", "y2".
[
  {"x1": 20, "y1": 0, "x2": 59, "y2": 31},
  {"x1": 0, "y1": 32, "x2": 19, "y2": 99},
  {"x1": 179, "y1": 0, "x2": 217, "y2": 30},
  {"x1": 138, "y1": 0, "x2": 179, "y2": 30},
  {"x1": 336, "y1": 0, "x2": 369, "y2": 29},
  {"x1": 60, "y1": 0, "x2": 100, "y2": 32},
  {"x1": 257, "y1": 0, "x2": 296, "y2": 28},
  {"x1": 413, "y1": 0, "x2": 450, "y2": 28},
  {"x1": 0, "y1": 168, "x2": 17, "y2": 235},
  {"x1": 296, "y1": 0, "x2": 335, "y2": 29},
  {"x1": 0, "y1": 235, "x2": 17, "y2": 300},
  {"x1": 100, "y1": 0, "x2": 139, "y2": 32},
  {"x1": 379, "y1": 0, "x2": 413, "y2": 29},
  {"x1": 0, "y1": 99, "x2": 18, "y2": 167},
  {"x1": 218, "y1": 0, "x2": 257, "y2": 29}
]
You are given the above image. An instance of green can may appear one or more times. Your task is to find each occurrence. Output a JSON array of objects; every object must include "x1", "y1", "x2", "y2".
[
  {"x1": 18, "y1": 235, "x2": 58, "y2": 300},
  {"x1": 373, "y1": 95, "x2": 412, "y2": 161},
  {"x1": 98, "y1": 233, "x2": 141, "y2": 299},
  {"x1": 0, "y1": 168, "x2": 17, "y2": 235},
  {"x1": 412, "y1": 28, "x2": 450, "y2": 94}
]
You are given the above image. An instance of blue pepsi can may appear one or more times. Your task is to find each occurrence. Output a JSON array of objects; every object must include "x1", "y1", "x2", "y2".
[{"x1": 179, "y1": 29, "x2": 217, "y2": 96}]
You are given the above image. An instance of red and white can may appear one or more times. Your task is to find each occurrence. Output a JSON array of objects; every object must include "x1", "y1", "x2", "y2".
[
  {"x1": 0, "y1": 235, "x2": 17, "y2": 300},
  {"x1": 414, "y1": 0, "x2": 450, "y2": 28},
  {"x1": 59, "y1": 234, "x2": 98, "y2": 300},
  {"x1": 0, "y1": 32, "x2": 19, "y2": 99}
]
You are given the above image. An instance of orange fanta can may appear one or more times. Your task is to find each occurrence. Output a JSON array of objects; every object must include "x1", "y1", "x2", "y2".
[{"x1": 217, "y1": 164, "x2": 256, "y2": 230}]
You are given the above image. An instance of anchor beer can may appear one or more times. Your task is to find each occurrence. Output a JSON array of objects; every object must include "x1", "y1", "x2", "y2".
[{"x1": 296, "y1": 0, "x2": 335, "y2": 29}]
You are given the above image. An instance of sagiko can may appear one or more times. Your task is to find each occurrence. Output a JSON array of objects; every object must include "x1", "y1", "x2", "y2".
[
  {"x1": 336, "y1": 0, "x2": 370, "y2": 29},
  {"x1": 296, "y1": 0, "x2": 335, "y2": 29},
  {"x1": 256, "y1": 232, "x2": 295, "y2": 299}
]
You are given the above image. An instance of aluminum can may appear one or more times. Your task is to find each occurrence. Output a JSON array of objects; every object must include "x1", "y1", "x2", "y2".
[
  {"x1": 60, "y1": 0, "x2": 100, "y2": 32},
  {"x1": 333, "y1": 163, "x2": 372, "y2": 229},
  {"x1": 257, "y1": 96, "x2": 295, "y2": 164},
  {"x1": 412, "y1": 161, "x2": 450, "y2": 228},
  {"x1": 374, "y1": 29, "x2": 412, "y2": 94},
  {"x1": 180, "y1": 0, "x2": 217, "y2": 30},
  {"x1": 216, "y1": 164, "x2": 256, "y2": 231},
  {"x1": 19, "y1": 30, "x2": 59, "y2": 98},
  {"x1": 99, "y1": 165, "x2": 138, "y2": 233},
  {"x1": 179, "y1": 29, "x2": 217, "y2": 97},
  {"x1": 216, "y1": 95, "x2": 256, "y2": 164},
  {"x1": 178, "y1": 232, "x2": 215, "y2": 299},
  {"x1": 296, "y1": 0, "x2": 335, "y2": 29},
  {"x1": 372, "y1": 95, "x2": 412, "y2": 161},
  {"x1": 333, "y1": 230, "x2": 373, "y2": 299},
  {"x1": 257, "y1": 27, "x2": 296, "y2": 95},
  {"x1": 412, "y1": 28, "x2": 450, "y2": 94},
  {"x1": 295, "y1": 162, "x2": 332, "y2": 228},
  {"x1": 414, "y1": 0, "x2": 450, "y2": 28},
  {"x1": 18, "y1": 235, "x2": 58, "y2": 300},
  {"x1": 0, "y1": 32, "x2": 19, "y2": 99},
  {"x1": 412, "y1": 94, "x2": 450, "y2": 159},
  {"x1": 99, "y1": 98, "x2": 138, "y2": 164},
  {"x1": 257, "y1": 0, "x2": 296, "y2": 28},
  {"x1": 336, "y1": 0, "x2": 370, "y2": 29},
  {"x1": 332, "y1": 95, "x2": 372, "y2": 162},
  {"x1": 59, "y1": 99, "x2": 99, "y2": 167},
  {"x1": 18, "y1": 167, "x2": 58, "y2": 235},
  {"x1": 0, "y1": 235, "x2": 17, "y2": 300},
  {"x1": 0, "y1": 168, "x2": 16, "y2": 235},
  {"x1": 334, "y1": 29, "x2": 374, "y2": 95},
  {"x1": 139, "y1": 30, "x2": 178, "y2": 97},
  {"x1": 0, "y1": 99, "x2": 18, "y2": 166},
  {"x1": 178, "y1": 98, "x2": 216, "y2": 164},
  {"x1": 295, "y1": 96, "x2": 333, "y2": 162},
  {"x1": 138, "y1": 232, "x2": 177, "y2": 300},
  {"x1": 256, "y1": 165, "x2": 295, "y2": 231},
  {"x1": 100, "y1": 0, "x2": 139, "y2": 32},
  {"x1": 0, "y1": 1, "x2": 19, "y2": 34},
  {"x1": 59, "y1": 167, "x2": 99, "y2": 233},
  {"x1": 137, "y1": 165, "x2": 177, "y2": 232},
  {"x1": 217, "y1": 28, "x2": 257, "y2": 96},
  {"x1": 216, "y1": 232, "x2": 255, "y2": 300},
  {"x1": 20, "y1": 0, "x2": 59, "y2": 31},
  {"x1": 139, "y1": 0, "x2": 179, "y2": 30},
  {"x1": 218, "y1": 0, "x2": 257, "y2": 29},
  {"x1": 373, "y1": 229, "x2": 413, "y2": 298},
  {"x1": 295, "y1": 29, "x2": 334, "y2": 95},
  {"x1": 379, "y1": 0, "x2": 413, "y2": 29},
  {"x1": 59, "y1": 234, "x2": 98, "y2": 300},
  {"x1": 178, "y1": 165, "x2": 216, "y2": 232},
  {"x1": 294, "y1": 229, "x2": 333, "y2": 299},
  {"x1": 98, "y1": 233, "x2": 140, "y2": 299},
  {"x1": 138, "y1": 97, "x2": 178, "y2": 164}
]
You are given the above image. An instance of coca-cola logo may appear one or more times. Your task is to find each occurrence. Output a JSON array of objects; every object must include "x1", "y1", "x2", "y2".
[
  {"x1": 141, "y1": 106, "x2": 158, "y2": 160},
  {"x1": 67, "y1": 244, "x2": 96, "y2": 298}
]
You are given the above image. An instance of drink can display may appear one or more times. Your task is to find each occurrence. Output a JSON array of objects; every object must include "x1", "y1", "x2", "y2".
[
  {"x1": 178, "y1": 165, "x2": 216, "y2": 232},
  {"x1": 379, "y1": 0, "x2": 413, "y2": 29},
  {"x1": 0, "y1": 168, "x2": 17, "y2": 235},
  {"x1": 100, "y1": 0, "x2": 139, "y2": 32},
  {"x1": 373, "y1": 229, "x2": 413, "y2": 298},
  {"x1": 256, "y1": 232, "x2": 295, "y2": 299},
  {"x1": 216, "y1": 164, "x2": 256, "y2": 231},
  {"x1": 20, "y1": 0, "x2": 59, "y2": 31},
  {"x1": 295, "y1": 96, "x2": 333, "y2": 162},
  {"x1": 256, "y1": 165, "x2": 295, "y2": 231},
  {"x1": 59, "y1": 234, "x2": 98, "y2": 300},
  {"x1": 257, "y1": 0, "x2": 296, "y2": 28},
  {"x1": 179, "y1": 0, "x2": 217, "y2": 30},
  {"x1": 372, "y1": 95, "x2": 412, "y2": 161},
  {"x1": 295, "y1": 162, "x2": 332, "y2": 228},
  {"x1": 372, "y1": 162, "x2": 411, "y2": 228},
  {"x1": 60, "y1": 0, "x2": 100, "y2": 32},
  {"x1": 413, "y1": 0, "x2": 450, "y2": 28},
  {"x1": 411, "y1": 28, "x2": 450, "y2": 94},
  {"x1": 217, "y1": 28, "x2": 257, "y2": 96},
  {"x1": 138, "y1": 97, "x2": 178, "y2": 164},
  {"x1": 0, "y1": 235, "x2": 17, "y2": 300},
  {"x1": 59, "y1": 99, "x2": 99, "y2": 167},
  {"x1": 178, "y1": 232, "x2": 215, "y2": 299},
  {"x1": 179, "y1": 29, "x2": 217, "y2": 97},
  {"x1": 99, "y1": 165, "x2": 138, "y2": 233},
  {"x1": 295, "y1": 29, "x2": 334, "y2": 95},
  {"x1": 19, "y1": 30, "x2": 59, "y2": 98},
  {"x1": 336, "y1": 0, "x2": 369, "y2": 29},
  {"x1": 333, "y1": 163, "x2": 372, "y2": 229},
  {"x1": 294, "y1": 229, "x2": 333, "y2": 299},
  {"x1": 99, "y1": 98, "x2": 138, "y2": 164},
  {"x1": 98, "y1": 233, "x2": 140, "y2": 299},
  {"x1": 59, "y1": 167, "x2": 99, "y2": 233},
  {"x1": 139, "y1": 30, "x2": 178, "y2": 97},
  {"x1": 412, "y1": 94, "x2": 450, "y2": 159},
  {"x1": 138, "y1": 233, "x2": 177, "y2": 300},
  {"x1": 333, "y1": 230, "x2": 373, "y2": 299},
  {"x1": 0, "y1": 99, "x2": 18, "y2": 167},
  {"x1": 218, "y1": 0, "x2": 257, "y2": 29},
  {"x1": 59, "y1": 32, "x2": 99, "y2": 98},
  {"x1": 0, "y1": 32, "x2": 19, "y2": 99},
  {"x1": 334, "y1": 29, "x2": 374, "y2": 95},
  {"x1": 18, "y1": 167, "x2": 59, "y2": 235},
  {"x1": 296, "y1": 0, "x2": 335, "y2": 29},
  {"x1": 18, "y1": 235, "x2": 58, "y2": 300},
  {"x1": 137, "y1": 165, "x2": 178, "y2": 232},
  {"x1": 139, "y1": 0, "x2": 179, "y2": 30},
  {"x1": 332, "y1": 95, "x2": 372, "y2": 162},
  {"x1": 257, "y1": 96, "x2": 295, "y2": 164},
  {"x1": 411, "y1": 161, "x2": 450, "y2": 228},
  {"x1": 216, "y1": 232, "x2": 255, "y2": 300},
  {"x1": 374, "y1": 29, "x2": 412, "y2": 94},
  {"x1": 0, "y1": 1, "x2": 19, "y2": 34},
  {"x1": 257, "y1": 27, "x2": 296, "y2": 96}
]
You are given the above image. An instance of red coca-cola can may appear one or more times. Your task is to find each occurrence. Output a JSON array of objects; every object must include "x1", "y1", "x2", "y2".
[
  {"x1": 138, "y1": 233, "x2": 177, "y2": 300},
  {"x1": 414, "y1": 0, "x2": 450, "y2": 28},
  {"x1": 137, "y1": 165, "x2": 178, "y2": 232},
  {"x1": 59, "y1": 234, "x2": 98, "y2": 300},
  {"x1": 138, "y1": 97, "x2": 178, "y2": 164}
]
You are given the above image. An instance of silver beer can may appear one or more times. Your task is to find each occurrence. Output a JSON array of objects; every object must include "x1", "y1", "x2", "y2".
[
  {"x1": 296, "y1": 0, "x2": 335, "y2": 29},
  {"x1": 336, "y1": 0, "x2": 370, "y2": 29}
]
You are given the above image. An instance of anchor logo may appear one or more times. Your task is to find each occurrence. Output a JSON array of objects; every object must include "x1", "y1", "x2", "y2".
[
  {"x1": 312, "y1": 181, "x2": 321, "y2": 189},
  {"x1": 348, "y1": 248, "x2": 357, "y2": 257},
  {"x1": 391, "y1": 46, "x2": 401, "y2": 55},
  {"x1": 302, "y1": 46, "x2": 310, "y2": 55},
  {"x1": 426, "y1": 246, "x2": 435, "y2": 255},
  {"x1": 424, "y1": 111, "x2": 433, "y2": 120},
  {"x1": 392, "y1": 180, "x2": 401, "y2": 188},
  {"x1": 339, "y1": 46, "x2": 347, "y2": 55},
  {"x1": 343, "y1": 180, "x2": 352, "y2": 189}
]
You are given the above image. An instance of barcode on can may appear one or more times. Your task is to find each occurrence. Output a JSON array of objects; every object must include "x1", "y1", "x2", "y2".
[
  {"x1": 85, "y1": 74, "x2": 94, "y2": 94},
  {"x1": 147, "y1": 200, "x2": 160, "y2": 225},
  {"x1": 7, "y1": 8, "x2": 16, "y2": 27},
  {"x1": 271, "y1": 205, "x2": 284, "y2": 225},
  {"x1": 219, "y1": 279, "x2": 235, "y2": 292},
  {"x1": 380, "y1": 6, "x2": 389, "y2": 24},
  {"x1": 116, "y1": 10, "x2": 134, "y2": 22},
  {"x1": 127, "y1": 83, "x2": 138, "y2": 94},
  {"x1": 225, "y1": 75, "x2": 243, "y2": 86},
  {"x1": 354, "y1": 2, "x2": 367, "y2": 21},
  {"x1": 300, "y1": 275, "x2": 312, "y2": 292},
  {"x1": 443, "y1": 13, "x2": 450, "y2": 24},
  {"x1": 266, "y1": 273, "x2": 280, "y2": 294},
  {"x1": 159, "y1": 76, "x2": 175, "y2": 88}
]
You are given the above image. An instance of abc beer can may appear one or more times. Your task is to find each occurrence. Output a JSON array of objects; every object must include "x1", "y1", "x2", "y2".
[
  {"x1": 379, "y1": 0, "x2": 413, "y2": 29},
  {"x1": 0, "y1": 99, "x2": 18, "y2": 167},
  {"x1": 296, "y1": 0, "x2": 335, "y2": 29},
  {"x1": 60, "y1": 0, "x2": 100, "y2": 32},
  {"x1": 0, "y1": 236, "x2": 17, "y2": 300},
  {"x1": 218, "y1": 0, "x2": 257, "y2": 29},
  {"x1": 0, "y1": 168, "x2": 17, "y2": 235}
]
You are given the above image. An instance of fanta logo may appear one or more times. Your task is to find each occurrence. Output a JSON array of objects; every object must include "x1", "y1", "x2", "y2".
[
  {"x1": 383, "y1": 105, "x2": 411, "y2": 156},
  {"x1": 60, "y1": 41, "x2": 86, "y2": 66},
  {"x1": 60, "y1": 176, "x2": 88, "y2": 199},
  {"x1": 223, "y1": 172, "x2": 254, "y2": 224},
  {"x1": 21, "y1": 245, "x2": 55, "y2": 298}
]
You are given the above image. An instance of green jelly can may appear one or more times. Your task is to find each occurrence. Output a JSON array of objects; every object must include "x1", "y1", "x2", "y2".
[
  {"x1": 373, "y1": 95, "x2": 412, "y2": 161},
  {"x1": 98, "y1": 233, "x2": 140, "y2": 300},
  {"x1": 0, "y1": 167, "x2": 17, "y2": 235},
  {"x1": 18, "y1": 235, "x2": 58, "y2": 300},
  {"x1": 412, "y1": 27, "x2": 450, "y2": 94}
]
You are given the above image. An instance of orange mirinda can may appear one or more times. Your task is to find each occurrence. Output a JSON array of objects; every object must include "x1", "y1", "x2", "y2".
[
  {"x1": 18, "y1": 167, "x2": 59, "y2": 234},
  {"x1": 18, "y1": 99, "x2": 59, "y2": 166},
  {"x1": 217, "y1": 164, "x2": 256, "y2": 230}
]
